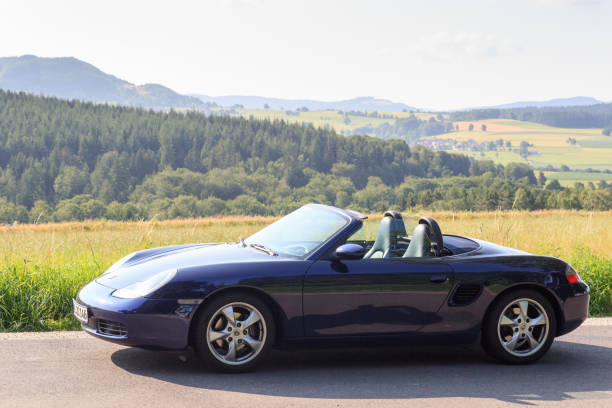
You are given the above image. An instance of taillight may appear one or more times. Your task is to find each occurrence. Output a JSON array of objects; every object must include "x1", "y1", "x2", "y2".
[{"x1": 565, "y1": 265, "x2": 582, "y2": 284}]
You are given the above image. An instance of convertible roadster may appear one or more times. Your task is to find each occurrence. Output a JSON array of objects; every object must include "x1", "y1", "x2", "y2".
[{"x1": 75, "y1": 204, "x2": 589, "y2": 371}]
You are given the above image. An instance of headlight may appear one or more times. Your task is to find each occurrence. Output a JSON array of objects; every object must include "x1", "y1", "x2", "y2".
[{"x1": 112, "y1": 268, "x2": 177, "y2": 299}]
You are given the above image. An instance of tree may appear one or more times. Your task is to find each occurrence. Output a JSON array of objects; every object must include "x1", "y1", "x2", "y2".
[
  {"x1": 546, "y1": 179, "x2": 563, "y2": 191},
  {"x1": 16, "y1": 164, "x2": 47, "y2": 209},
  {"x1": 537, "y1": 171, "x2": 547, "y2": 187},
  {"x1": 513, "y1": 187, "x2": 533, "y2": 210},
  {"x1": 284, "y1": 167, "x2": 308, "y2": 188},
  {"x1": 90, "y1": 151, "x2": 131, "y2": 203},
  {"x1": 264, "y1": 104, "x2": 270, "y2": 109},
  {"x1": 519, "y1": 141, "x2": 530, "y2": 156},
  {"x1": 504, "y1": 163, "x2": 537, "y2": 185},
  {"x1": 29, "y1": 200, "x2": 53, "y2": 223},
  {"x1": 54, "y1": 166, "x2": 89, "y2": 200}
]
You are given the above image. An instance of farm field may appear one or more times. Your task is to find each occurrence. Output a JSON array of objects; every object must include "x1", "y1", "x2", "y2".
[
  {"x1": 0, "y1": 211, "x2": 610, "y2": 332},
  {"x1": 543, "y1": 171, "x2": 612, "y2": 187},
  {"x1": 448, "y1": 150, "x2": 528, "y2": 166},
  {"x1": 436, "y1": 119, "x2": 612, "y2": 171},
  {"x1": 203, "y1": 110, "x2": 612, "y2": 172},
  {"x1": 207, "y1": 107, "x2": 440, "y2": 135}
]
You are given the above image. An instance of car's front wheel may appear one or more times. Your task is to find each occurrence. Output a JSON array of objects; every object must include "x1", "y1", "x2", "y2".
[
  {"x1": 482, "y1": 289, "x2": 556, "y2": 364},
  {"x1": 193, "y1": 292, "x2": 275, "y2": 372}
]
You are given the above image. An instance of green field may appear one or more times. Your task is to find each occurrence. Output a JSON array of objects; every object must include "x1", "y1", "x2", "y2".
[
  {"x1": 207, "y1": 107, "x2": 440, "y2": 135},
  {"x1": 0, "y1": 211, "x2": 610, "y2": 332},
  {"x1": 449, "y1": 150, "x2": 528, "y2": 166},
  {"x1": 204, "y1": 109, "x2": 612, "y2": 171},
  {"x1": 543, "y1": 171, "x2": 612, "y2": 187},
  {"x1": 435, "y1": 119, "x2": 612, "y2": 171}
]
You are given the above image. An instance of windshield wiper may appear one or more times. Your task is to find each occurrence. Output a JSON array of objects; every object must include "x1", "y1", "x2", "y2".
[
  {"x1": 249, "y1": 243, "x2": 278, "y2": 256},
  {"x1": 239, "y1": 238, "x2": 247, "y2": 247}
]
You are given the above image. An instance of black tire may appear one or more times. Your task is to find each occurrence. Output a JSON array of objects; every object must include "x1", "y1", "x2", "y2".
[
  {"x1": 482, "y1": 289, "x2": 557, "y2": 364},
  {"x1": 192, "y1": 292, "x2": 276, "y2": 373}
]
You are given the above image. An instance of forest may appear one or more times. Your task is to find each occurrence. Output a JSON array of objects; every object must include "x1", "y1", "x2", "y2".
[
  {"x1": 350, "y1": 115, "x2": 453, "y2": 144},
  {"x1": 450, "y1": 103, "x2": 612, "y2": 130},
  {"x1": 0, "y1": 89, "x2": 611, "y2": 223}
]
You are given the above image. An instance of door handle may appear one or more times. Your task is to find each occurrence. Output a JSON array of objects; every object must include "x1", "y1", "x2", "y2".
[{"x1": 430, "y1": 275, "x2": 448, "y2": 283}]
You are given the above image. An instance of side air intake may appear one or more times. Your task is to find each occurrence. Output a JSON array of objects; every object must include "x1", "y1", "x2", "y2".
[{"x1": 449, "y1": 284, "x2": 482, "y2": 306}]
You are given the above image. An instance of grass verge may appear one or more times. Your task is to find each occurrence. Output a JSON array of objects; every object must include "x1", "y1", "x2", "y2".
[{"x1": 0, "y1": 212, "x2": 610, "y2": 331}]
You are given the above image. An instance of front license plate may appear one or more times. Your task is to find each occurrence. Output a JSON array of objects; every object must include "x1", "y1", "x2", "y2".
[{"x1": 73, "y1": 299, "x2": 89, "y2": 323}]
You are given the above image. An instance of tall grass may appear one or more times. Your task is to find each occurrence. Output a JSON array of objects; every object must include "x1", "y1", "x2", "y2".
[{"x1": 0, "y1": 211, "x2": 610, "y2": 331}]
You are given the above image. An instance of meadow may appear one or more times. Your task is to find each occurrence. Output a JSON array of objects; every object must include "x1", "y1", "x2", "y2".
[
  {"x1": 208, "y1": 107, "x2": 439, "y2": 134},
  {"x1": 438, "y1": 119, "x2": 612, "y2": 173},
  {"x1": 203, "y1": 106, "x2": 612, "y2": 180},
  {"x1": 543, "y1": 171, "x2": 612, "y2": 187},
  {"x1": 0, "y1": 211, "x2": 610, "y2": 332},
  {"x1": 207, "y1": 108, "x2": 612, "y2": 177}
]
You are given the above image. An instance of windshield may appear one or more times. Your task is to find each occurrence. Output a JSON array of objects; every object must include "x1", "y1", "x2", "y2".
[{"x1": 245, "y1": 205, "x2": 349, "y2": 257}]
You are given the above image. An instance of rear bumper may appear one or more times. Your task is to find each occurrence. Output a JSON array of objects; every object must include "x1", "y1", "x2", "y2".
[
  {"x1": 558, "y1": 286, "x2": 590, "y2": 336},
  {"x1": 76, "y1": 281, "x2": 191, "y2": 349}
]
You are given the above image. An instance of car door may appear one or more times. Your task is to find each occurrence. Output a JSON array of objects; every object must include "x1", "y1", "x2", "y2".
[{"x1": 302, "y1": 257, "x2": 454, "y2": 337}]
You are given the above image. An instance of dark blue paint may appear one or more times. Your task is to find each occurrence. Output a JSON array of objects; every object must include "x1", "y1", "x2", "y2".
[
  {"x1": 76, "y1": 204, "x2": 590, "y2": 350},
  {"x1": 334, "y1": 243, "x2": 367, "y2": 259},
  {"x1": 303, "y1": 258, "x2": 453, "y2": 336}
]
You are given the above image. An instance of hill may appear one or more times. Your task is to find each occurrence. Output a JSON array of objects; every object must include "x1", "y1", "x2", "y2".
[
  {"x1": 429, "y1": 119, "x2": 612, "y2": 177},
  {"x1": 475, "y1": 96, "x2": 604, "y2": 110},
  {"x1": 207, "y1": 107, "x2": 445, "y2": 141},
  {"x1": 0, "y1": 89, "x2": 610, "y2": 224},
  {"x1": 0, "y1": 55, "x2": 205, "y2": 109},
  {"x1": 450, "y1": 103, "x2": 612, "y2": 129},
  {"x1": 192, "y1": 94, "x2": 417, "y2": 112}
]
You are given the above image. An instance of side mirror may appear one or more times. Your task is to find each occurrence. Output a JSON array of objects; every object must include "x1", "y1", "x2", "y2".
[{"x1": 335, "y1": 243, "x2": 365, "y2": 260}]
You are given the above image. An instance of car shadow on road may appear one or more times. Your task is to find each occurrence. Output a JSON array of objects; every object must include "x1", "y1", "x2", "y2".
[{"x1": 111, "y1": 340, "x2": 611, "y2": 405}]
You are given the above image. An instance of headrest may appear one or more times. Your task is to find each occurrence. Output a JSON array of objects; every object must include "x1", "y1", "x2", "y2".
[{"x1": 383, "y1": 210, "x2": 403, "y2": 219}]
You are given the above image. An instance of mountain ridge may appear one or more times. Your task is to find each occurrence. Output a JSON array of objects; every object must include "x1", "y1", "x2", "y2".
[
  {"x1": 0, "y1": 55, "x2": 606, "y2": 112},
  {"x1": 0, "y1": 55, "x2": 205, "y2": 109},
  {"x1": 191, "y1": 94, "x2": 418, "y2": 112},
  {"x1": 469, "y1": 96, "x2": 604, "y2": 110}
]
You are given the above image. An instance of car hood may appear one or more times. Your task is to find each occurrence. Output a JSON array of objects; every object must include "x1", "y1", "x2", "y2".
[{"x1": 96, "y1": 243, "x2": 278, "y2": 290}]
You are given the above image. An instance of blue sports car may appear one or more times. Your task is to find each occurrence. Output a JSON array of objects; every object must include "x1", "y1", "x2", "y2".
[{"x1": 75, "y1": 204, "x2": 589, "y2": 372}]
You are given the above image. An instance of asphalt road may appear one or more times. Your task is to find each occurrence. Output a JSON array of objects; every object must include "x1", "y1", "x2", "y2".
[{"x1": 1, "y1": 319, "x2": 610, "y2": 408}]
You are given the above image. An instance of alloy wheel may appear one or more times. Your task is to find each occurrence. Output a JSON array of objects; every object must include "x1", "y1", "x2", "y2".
[
  {"x1": 206, "y1": 302, "x2": 267, "y2": 366},
  {"x1": 497, "y1": 298, "x2": 549, "y2": 357}
]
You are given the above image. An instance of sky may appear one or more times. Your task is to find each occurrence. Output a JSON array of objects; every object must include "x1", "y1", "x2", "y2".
[{"x1": 0, "y1": 0, "x2": 610, "y2": 110}]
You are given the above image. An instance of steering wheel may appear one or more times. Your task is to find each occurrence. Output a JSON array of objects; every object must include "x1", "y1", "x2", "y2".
[{"x1": 418, "y1": 216, "x2": 444, "y2": 256}]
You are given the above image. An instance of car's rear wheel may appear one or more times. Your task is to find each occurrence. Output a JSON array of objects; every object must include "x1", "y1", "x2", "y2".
[
  {"x1": 193, "y1": 292, "x2": 275, "y2": 372},
  {"x1": 482, "y1": 289, "x2": 556, "y2": 364}
]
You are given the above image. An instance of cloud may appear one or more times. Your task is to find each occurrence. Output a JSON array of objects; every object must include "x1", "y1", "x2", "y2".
[{"x1": 413, "y1": 32, "x2": 523, "y2": 62}]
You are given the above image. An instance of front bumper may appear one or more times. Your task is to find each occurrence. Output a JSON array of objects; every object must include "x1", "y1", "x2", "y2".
[{"x1": 76, "y1": 281, "x2": 192, "y2": 349}]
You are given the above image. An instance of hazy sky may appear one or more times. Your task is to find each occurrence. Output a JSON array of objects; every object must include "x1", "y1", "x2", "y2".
[{"x1": 1, "y1": 0, "x2": 610, "y2": 110}]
